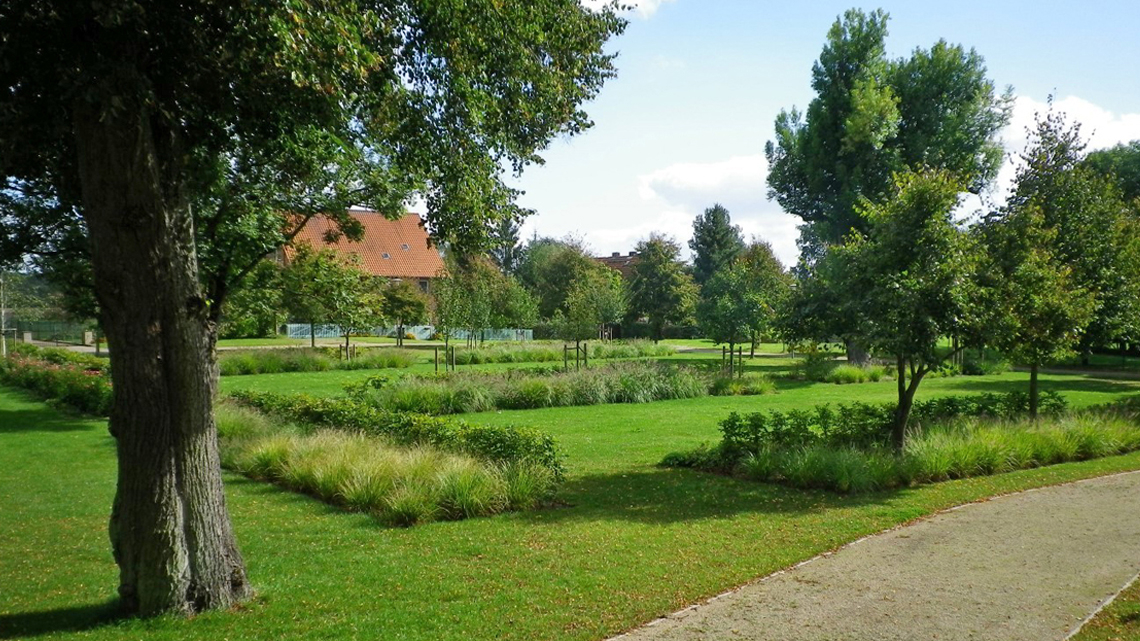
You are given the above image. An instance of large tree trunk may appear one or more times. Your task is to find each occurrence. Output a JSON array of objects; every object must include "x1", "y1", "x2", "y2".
[
  {"x1": 74, "y1": 101, "x2": 249, "y2": 617},
  {"x1": 846, "y1": 339, "x2": 871, "y2": 367}
]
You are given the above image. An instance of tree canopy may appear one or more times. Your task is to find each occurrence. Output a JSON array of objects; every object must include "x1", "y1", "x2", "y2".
[
  {"x1": 689, "y1": 204, "x2": 744, "y2": 288},
  {"x1": 765, "y1": 8, "x2": 1011, "y2": 256},
  {"x1": 628, "y1": 235, "x2": 697, "y2": 342}
]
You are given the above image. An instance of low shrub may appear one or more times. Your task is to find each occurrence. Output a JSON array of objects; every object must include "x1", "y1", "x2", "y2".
[
  {"x1": 662, "y1": 394, "x2": 1135, "y2": 495},
  {"x1": 0, "y1": 349, "x2": 112, "y2": 415},
  {"x1": 824, "y1": 364, "x2": 889, "y2": 384},
  {"x1": 217, "y1": 347, "x2": 417, "y2": 376},
  {"x1": 448, "y1": 339, "x2": 675, "y2": 366},
  {"x1": 709, "y1": 374, "x2": 777, "y2": 397},
  {"x1": 227, "y1": 390, "x2": 564, "y2": 480},
  {"x1": 357, "y1": 361, "x2": 717, "y2": 415},
  {"x1": 216, "y1": 403, "x2": 556, "y2": 526},
  {"x1": 961, "y1": 349, "x2": 1011, "y2": 376}
]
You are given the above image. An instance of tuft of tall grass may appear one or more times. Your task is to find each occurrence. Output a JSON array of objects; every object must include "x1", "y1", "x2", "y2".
[
  {"x1": 218, "y1": 406, "x2": 559, "y2": 526},
  {"x1": 709, "y1": 374, "x2": 777, "y2": 396},
  {"x1": 218, "y1": 347, "x2": 417, "y2": 376},
  {"x1": 824, "y1": 364, "x2": 889, "y2": 384},
  {"x1": 688, "y1": 410, "x2": 1140, "y2": 494}
]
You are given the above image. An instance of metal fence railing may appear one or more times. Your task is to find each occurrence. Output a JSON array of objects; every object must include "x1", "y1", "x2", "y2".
[{"x1": 283, "y1": 324, "x2": 532, "y2": 342}]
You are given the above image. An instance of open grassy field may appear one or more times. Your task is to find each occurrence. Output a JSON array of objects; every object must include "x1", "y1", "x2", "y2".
[{"x1": 5, "y1": 362, "x2": 1140, "y2": 640}]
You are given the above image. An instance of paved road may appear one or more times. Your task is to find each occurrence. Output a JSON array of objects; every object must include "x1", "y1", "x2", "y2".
[{"x1": 613, "y1": 472, "x2": 1140, "y2": 641}]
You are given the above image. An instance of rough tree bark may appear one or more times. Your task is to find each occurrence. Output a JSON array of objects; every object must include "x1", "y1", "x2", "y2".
[
  {"x1": 846, "y1": 340, "x2": 871, "y2": 368},
  {"x1": 73, "y1": 101, "x2": 250, "y2": 616},
  {"x1": 892, "y1": 355, "x2": 926, "y2": 450}
]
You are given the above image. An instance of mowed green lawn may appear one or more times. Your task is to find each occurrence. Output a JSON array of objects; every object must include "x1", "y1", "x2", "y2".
[{"x1": 4, "y1": 364, "x2": 1140, "y2": 640}]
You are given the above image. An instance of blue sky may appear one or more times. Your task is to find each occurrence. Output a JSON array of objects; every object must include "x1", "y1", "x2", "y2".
[{"x1": 511, "y1": 1, "x2": 1140, "y2": 265}]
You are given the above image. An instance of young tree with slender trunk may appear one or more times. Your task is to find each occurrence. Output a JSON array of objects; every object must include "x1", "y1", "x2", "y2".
[
  {"x1": 833, "y1": 169, "x2": 980, "y2": 449},
  {"x1": 628, "y1": 236, "x2": 698, "y2": 343},
  {"x1": 976, "y1": 206, "x2": 1094, "y2": 418}
]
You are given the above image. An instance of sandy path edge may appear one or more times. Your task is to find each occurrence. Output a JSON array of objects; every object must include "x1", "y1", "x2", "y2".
[{"x1": 610, "y1": 470, "x2": 1140, "y2": 641}]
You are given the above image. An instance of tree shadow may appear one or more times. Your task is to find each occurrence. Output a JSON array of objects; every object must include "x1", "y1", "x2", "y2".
[
  {"x1": 0, "y1": 600, "x2": 124, "y2": 639},
  {"x1": 940, "y1": 375, "x2": 1140, "y2": 397},
  {"x1": 0, "y1": 392, "x2": 103, "y2": 434},
  {"x1": 521, "y1": 466, "x2": 896, "y2": 527}
]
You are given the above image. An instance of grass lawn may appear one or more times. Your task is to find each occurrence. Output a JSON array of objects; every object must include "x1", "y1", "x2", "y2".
[
  {"x1": 1072, "y1": 575, "x2": 1140, "y2": 640},
  {"x1": 5, "y1": 366, "x2": 1140, "y2": 641}
]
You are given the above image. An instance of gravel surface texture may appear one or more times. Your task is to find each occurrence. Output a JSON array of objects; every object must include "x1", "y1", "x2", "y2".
[{"x1": 613, "y1": 471, "x2": 1140, "y2": 641}]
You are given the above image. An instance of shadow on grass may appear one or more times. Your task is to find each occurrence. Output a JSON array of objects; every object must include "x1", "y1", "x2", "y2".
[
  {"x1": 0, "y1": 600, "x2": 124, "y2": 639},
  {"x1": 0, "y1": 388, "x2": 103, "y2": 434},
  {"x1": 941, "y1": 376, "x2": 1140, "y2": 397},
  {"x1": 523, "y1": 466, "x2": 891, "y2": 526}
]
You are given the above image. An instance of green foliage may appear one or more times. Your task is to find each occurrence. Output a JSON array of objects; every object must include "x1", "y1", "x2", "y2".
[
  {"x1": 1005, "y1": 110, "x2": 1140, "y2": 353},
  {"x1": 1084, "y1": 140, "x2": 1140, "y2": 202},
  {"x1": 960, "y1": 349, "x2": 1010, "y2": 376},
  {"x1": 219, "y1": 261, "x2": 283, "y2": 339},
  {"x1": 217, "y1": 347, "x2": 417, "y2": 376},
  {"x1": 515, "y1": 237, "x2": 603, "y2": 319},
  {"x1": 434, "y1": 257, "x2": 537, "y2": 343},
  {"x1": 216, "y1": 403, "x2": 556, "y2": 527},
  {"x1": 227, "y1": 390, "x2": 563, "y2": 479},
  {"x1": 281, "y1": 245, "x2": 385, "y2": 347},
  {"x1": 825, "y1": 364, "x2": 888, "y2": 385},
  {"x1": 765, "y1": 8, "x2": 1010, "y2": 252},
  {"x1": 357, "y1": 361, "x2": 714, "y2": 415},
  {"x1": 708, "y1": 391, "x2": 1068, "y2": 461},
  {"x1": 555, "y1": 266, "x2": 626, "y2": 343},
  {"x1": 0, "y1": 346, "x2": 112, "y2": 415},
  {"x1": 381, "y1": 280, "x2": 429, "y2": 346},
  {"x1": 708, "y1": 374, "x2": 778, "y2": 397},
  {"x1": 628, "y1": 235, "x2": 698, "y2": 342},
  {"x1": 688, "y1": 204, "x2": 744, "y2": 287}
]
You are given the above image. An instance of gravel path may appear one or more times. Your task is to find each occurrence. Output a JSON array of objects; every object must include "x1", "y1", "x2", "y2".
[{"x1": 613, "y1": 471, "x2": 1140, "y2": 641}]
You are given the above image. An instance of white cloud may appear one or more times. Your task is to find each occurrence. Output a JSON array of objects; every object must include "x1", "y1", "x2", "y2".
[
  {"x1": 972, "y1": 94, "x2": 1140, "y2": 213},
  {"x1": 635, "y1": 154, "x2": 801, "y2": 266},
  {"x1": 581, "y1": 0, "x2": 676, "y2": 19}
]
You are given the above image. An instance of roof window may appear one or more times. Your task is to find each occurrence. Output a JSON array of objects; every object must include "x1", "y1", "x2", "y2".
[
  {"x1": 401, "y1": 243, "x2": 410, "y2": 250},
  {"x1": 381, "y1": 252, "x2": 391, "y2": 259}
]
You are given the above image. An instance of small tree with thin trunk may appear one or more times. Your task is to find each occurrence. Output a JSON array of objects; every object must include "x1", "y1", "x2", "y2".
[
  {"x1": 977, "y1": 205, "x2": 1094, "y2": 418},
  {"x1": 628, "y1": 235, "x2": 697, "y2": 342},
  {"x1": 383, "y1": 281, "x2": 429, "y2": 347},
  {"x1": 281, "y1": 246, "x2": 383, "y2": 355},
  {"x1": 697, "y1": 262, "x2": 765, "y2": 360},
  {"x1": 835, "y1": 169, "x2": 980, "y2": 449}
]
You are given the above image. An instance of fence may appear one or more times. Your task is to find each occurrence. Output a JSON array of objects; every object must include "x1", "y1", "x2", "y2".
[{"x1": 14, "y1": 320, "x2": 92, "y2": 345}]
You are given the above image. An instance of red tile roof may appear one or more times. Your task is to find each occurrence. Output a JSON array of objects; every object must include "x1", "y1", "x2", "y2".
[
  {"x1": 595, "y1": 252, "x2": 640, "y2": 279},
  {"x1": 285, "y1": 211, "x2": 446, "y2": 280}
]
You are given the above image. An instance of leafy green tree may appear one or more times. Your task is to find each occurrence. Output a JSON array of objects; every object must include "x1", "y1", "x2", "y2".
[
  {"x1": 834, "y1": 170, "x2": 980, "y2": 448},
  {"x1": 1085, "y1": 141, "x2": 1140, "y2": 202},
  {"x1": 557, "y1": 267, "x2": 626, "y2": 346},
  {"x1": 434, "y1": 257, "x2": 535, "y2": 347},
  {"x1": 689, "y1": 204, "x2": 744, "y2": 288},
  {"x1": 628, "y1": 235, "x2": 698, "y2": 343},
  {"x1": 0, "y1": 1, "x2": 624, "y2": 615},
  {"x1": 765, "y1": 8, "x2": 1010, "y2": 252},
  {"x1": 738, "y1": 239, "x2": 792, "y2": 354},
  {"x1": 219, "y1": 261, "x2": 284, "y2": 339},
  {"x1": 489, "y1": 216, "x2": 525, "y2": 275},
  {"x1": 697, "y1": 262, "x2": 764, "y2": 358},
  {"x1": 976, "y1": 206, "x2": 1095, "y2": 417},
  {"x1": 1009, "y1": 111, "x2": 1140, "y2": 359},
  {"x1": 515, "y1": 236, "x2": 600, "y2": 319},
  {"x1": 281, "y1": 246, "x2": 384, "y2": 355},
  {"x1": 382, "y1": 281, "x2": 429, "y2": 347}
]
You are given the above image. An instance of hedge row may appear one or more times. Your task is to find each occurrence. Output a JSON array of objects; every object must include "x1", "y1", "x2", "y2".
[{"x1": 0, "y1": 349, "x2": 112, "y2": 415}]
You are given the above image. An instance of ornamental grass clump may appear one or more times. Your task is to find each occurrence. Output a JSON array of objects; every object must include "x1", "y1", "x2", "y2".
[
  {"x1": 216, "y1": 402, "x2": 558, "y2": 526},
  {"x1": 217, "y1": 347, "x2": 417, "y2": 376},
  {"x1": 663, "y1": 393, "x2": 1140, "y2": 494}
]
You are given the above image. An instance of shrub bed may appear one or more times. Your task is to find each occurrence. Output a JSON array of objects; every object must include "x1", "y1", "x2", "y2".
[
  {"x1": 218, "y1": 347, "x2": 418, "y2": 376},
  {"x1": 449, "y1": 340, "x2": 675, "y2": 365},
  {"x1": 227, "y1": 389, "x2": 564, "y2": 479},
  {"x1": 0, "y1": 347, "x2": 112, "y2": 415},
  {"x1": 657, "y1": 391, "x2": 1129, "y2": 494},
  {"x1": 217, "y1": 403, "x2": 557, "y2": 526},
  {"x1": 349, "y1": 361, "x2": 742, "y2": 415}
]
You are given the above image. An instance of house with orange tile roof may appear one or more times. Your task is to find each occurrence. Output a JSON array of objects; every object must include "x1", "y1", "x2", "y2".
[{"x1": 283, "y1": 211, "x2": 446, "y2": 293}]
